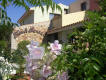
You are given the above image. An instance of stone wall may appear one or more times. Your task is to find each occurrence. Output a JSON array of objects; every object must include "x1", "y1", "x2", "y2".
[{"x1": 11, "y1": 22, "x2": 50, "y2": 50}]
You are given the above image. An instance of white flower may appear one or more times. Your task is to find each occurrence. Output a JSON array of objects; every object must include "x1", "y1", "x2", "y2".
[
  {"x1": 31, "y1": 61, "x2": 40, "y2": 70},
  {"x1": 50, "y1": 40, "x2": 62, "y2": 55},
  {"x1": 0, "y1": 57, "x2": 5, "y2": 61}
]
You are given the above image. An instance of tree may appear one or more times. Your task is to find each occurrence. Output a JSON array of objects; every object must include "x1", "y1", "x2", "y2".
[
  {"x1": 98, "y1": 0, "x2": 106, "y2": 15},
  {"x1": 0, "y1": 0, "x2": 61, "y2": 12}
]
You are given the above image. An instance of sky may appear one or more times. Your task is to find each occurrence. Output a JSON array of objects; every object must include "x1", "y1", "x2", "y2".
[{"x1": 6, "y1": 0, "x2": 76, "y2": 23}]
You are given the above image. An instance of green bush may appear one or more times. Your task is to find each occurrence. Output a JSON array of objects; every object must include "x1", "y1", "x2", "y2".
[
  {"x1": 17, "y1": 40, "x2": 30, "y2": 55},
  {"x1": 51, "y1": 11, "x2": 106, "y2": 80},
  {"x1": 10, "y1": 40, "x2": 30, "y2": 79}
]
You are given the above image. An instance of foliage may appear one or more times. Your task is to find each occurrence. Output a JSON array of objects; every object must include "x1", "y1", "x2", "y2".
[
  {"x1": 98, "y1": 0, "x2": 106, "y2": 15},
  {"x1": 0, "y1": 0, "x2": 61, "y2": 12},
  {"x1": 17, "y1": 40, "x2": 30, "y2": 55},
  {"x1": 0, "y1": 40, "x2": 14, "y2": 80},
  {"x1": 0, "y1": 8, "x2": 16, "y2": 79},
  {"x1": 0, "y1": 26, "x2": 13, "y2": 42},
  {"x1": 12, "y1": 41, "x2": 30, "y2": 68},
  {"x1": 22, "y1": 40, "x2": 64, "y2": 80},
  {"x1": 0, "y1": 8, "x2": 17, "y2": 53},
  {"x1": 0, "y1": 0, "x2": 61, "y2": 79},
  {"x1": 0, "y1": 8, "x2": 16, "y2": 26},
  {"x1": 51, "y1": 10, "x2": 106, "y2": 80},
  {"x1": 0, "y1": 40, "x2": 11, "y2": 60},
  {"x1": 9, "y1": 41, "x2": 30, "y2": 79}
]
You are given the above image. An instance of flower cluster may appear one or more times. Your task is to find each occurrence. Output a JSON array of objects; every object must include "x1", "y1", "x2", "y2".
[
  {"x1": 50, "y1": 40, "x2": 62, "y2": 55},
  {"x1": 25, "y1": 40, "x2": 68, "y2": 80}
]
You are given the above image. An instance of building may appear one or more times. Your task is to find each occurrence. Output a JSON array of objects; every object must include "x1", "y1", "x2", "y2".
[
  {"x1": 11, "y1": 0, "x2": 99, "y2": 50},
  {"x1": 18, "y1": 3, "x2": 69, "y2": 26},
  {"x1": 11, "y1": 3, "x2": 69, "y2": 50},
  {"x1": 46, "y1": 0, "x2": 99, "y2": 42},
  {"x1": 46, "y1": 11, "x2": 86, "y2": 42},
  {"x1": 69, "y1": 0, "x2": 99, "y2": 13}
]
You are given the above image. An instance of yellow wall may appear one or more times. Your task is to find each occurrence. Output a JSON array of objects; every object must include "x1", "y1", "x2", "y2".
[{"x1": 62, "y1": 11, "x2": 86, "y2": 27}]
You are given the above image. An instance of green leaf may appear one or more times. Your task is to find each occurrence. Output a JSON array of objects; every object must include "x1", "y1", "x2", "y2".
[
  {"x1": 93, "y1": 63, "x2": 100, "y2": 71},
  {"x1": 91, "y1": 57, "x2": 101, "y2": 65}
]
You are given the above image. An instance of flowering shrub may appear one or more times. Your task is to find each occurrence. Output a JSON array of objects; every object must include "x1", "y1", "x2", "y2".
[
  {"x1": 25, "y1": 40, "x2": 66, "y2": 80},
  {"x1": 51, "y1": 11, "x2": 106, "y2": 80}
]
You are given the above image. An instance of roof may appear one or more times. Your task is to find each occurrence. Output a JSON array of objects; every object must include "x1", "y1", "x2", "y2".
[
  {"x1": 18, "y1": 4, "x2": 68, "y2": 23},
  {"x1": 58, "y1": 3, "x2": 69, "y2": 9},
  {"x1": 18, "y1": 10, "x2": 34, "y2": 23},
  {"x1": 47, "y1": 21, "x2": 84, "y2": 34}
]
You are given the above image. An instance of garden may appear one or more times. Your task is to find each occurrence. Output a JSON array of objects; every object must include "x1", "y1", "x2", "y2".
[{"x1": 0, "y1": 0, "x2": 106, "y2": 80}]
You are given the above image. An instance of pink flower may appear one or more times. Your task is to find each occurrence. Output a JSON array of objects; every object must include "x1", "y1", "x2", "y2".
[
  {"x1": 26, "y1": 41, "x2": 44, "y2": 59},
  {"x1": 26, "y1": 41, "x2": 39, "y2": 51},
  {"x1": 86, "y1": 42, "x2": 89, "y2": 48},
  {"x1": 50, "y1": 40, "x2": 62, "y2": 55},
  {"x1": 41, "y1": 65, "x2": 52, "y2": 78},
  {"x1": 25, "y1": 55, "x2": 40, "y2": 73},
  {"x1": 26, "y1": 60, "x2": 40, "y2": 75},
  {"x1": 29, "y1": 47, "x2": 44, "y2": 59},
  {"x1": 58, "y1": 72, "x2": 68, "y2": 80}
]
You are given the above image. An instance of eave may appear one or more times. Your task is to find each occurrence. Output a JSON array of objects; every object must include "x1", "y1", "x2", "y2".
[{"x1": 17, "y1": 10, "x2": 34, "y2": 23}]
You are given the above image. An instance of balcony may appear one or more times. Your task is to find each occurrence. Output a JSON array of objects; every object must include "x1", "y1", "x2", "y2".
[{"x1": 47, "y1": 11, "x2": 86, "y2": 34}]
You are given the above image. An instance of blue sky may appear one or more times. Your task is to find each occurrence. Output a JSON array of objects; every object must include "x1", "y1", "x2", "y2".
[{"x1": 6, "y1": 0, "x2": 76, "y2": 23}]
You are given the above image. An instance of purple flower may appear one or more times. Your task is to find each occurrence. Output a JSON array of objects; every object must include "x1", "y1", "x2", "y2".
[
  {"x1": 25, "y1": 55, "x2": 40, "y2": 73},
  {"x1": 31, "y1": 40, "x2": 39, "y2": 46},
  {"x1": 58, "y1": 72, "x2": 68, "y2": 80},
  {"x1": 41, "y1": 65, "x2": 52, "y2": 78},
  {"x1": 26, "y1": 41, "x2": 45, "y2": 59},
  {"x1": 26, "y1": 40, "x2": 39, "y2": 51},
  {"x1": 24, "y1": 55, "x2": 32, "y2": 67},
  {"x1": 29, "y1": 47, "x2": 45, "y2": 59},
  {"x1": 50, "y1": 40, "x2": 62, "y2": 55}
]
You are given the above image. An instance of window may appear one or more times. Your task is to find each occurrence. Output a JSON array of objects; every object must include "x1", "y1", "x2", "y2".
[
  {"x1": 49, "y1": 14, "x2": 54, "y2": 20},
  {"x1": 22, "y1": 21, "x2": 24, "y2": 25},
  {"x1": 81, "y1": 2, "x2": 87, "y2": 11},
  {"x1": 54, "y1": 33, "x2": 58, "y2": 40},
  {"x1": 64, "y1": 9, "x2": 68, "y2": 14}
]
